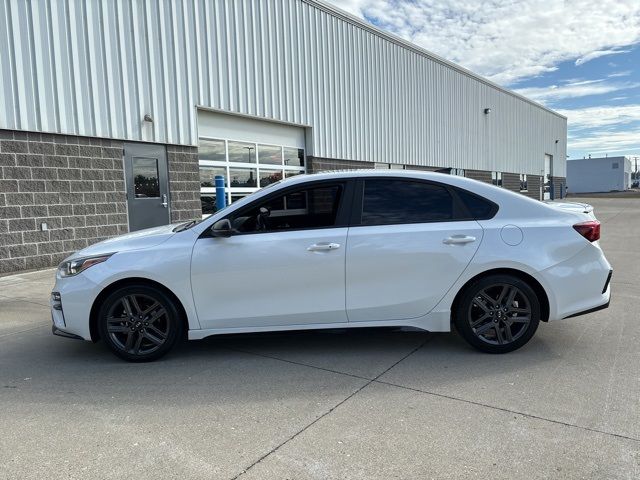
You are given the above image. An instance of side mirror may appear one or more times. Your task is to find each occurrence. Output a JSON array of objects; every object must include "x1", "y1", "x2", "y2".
[
  {"x1": 259, "y1": 206, "x2": 271, "y2": 217},
  {"x1": 210, "y1": 218, "x2": 234, "y2": 238}
]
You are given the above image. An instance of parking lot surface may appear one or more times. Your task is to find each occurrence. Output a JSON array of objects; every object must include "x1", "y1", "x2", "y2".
[{"x1": 1, "y1": 197, "x2": 639, "y2": 479}]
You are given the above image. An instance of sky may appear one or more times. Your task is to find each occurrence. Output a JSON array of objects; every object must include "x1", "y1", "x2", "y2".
[{"x1": 328, "y1": 0, "x2": 640, "y2": 164}]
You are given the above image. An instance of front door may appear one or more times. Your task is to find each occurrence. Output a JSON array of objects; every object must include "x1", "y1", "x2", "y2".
[
  {"x1": 124, "y1": 143, "x2": 171, "y2": 231},
  {"x1": 191, "y1": 181, "x2": 350, "y2": 329},
  {"x1": 346, "y1": 178, "x2": 483, "y2": 321}
]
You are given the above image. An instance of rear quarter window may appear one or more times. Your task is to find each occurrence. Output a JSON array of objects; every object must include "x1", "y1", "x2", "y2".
[{"x1": 454, "y1": 188, "x2": 497, "y2": 219}]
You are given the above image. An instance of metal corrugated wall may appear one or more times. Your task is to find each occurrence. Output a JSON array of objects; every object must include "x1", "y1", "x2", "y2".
[{"x1": 0, "y1": 0, "x2": 567, "y2": 176}]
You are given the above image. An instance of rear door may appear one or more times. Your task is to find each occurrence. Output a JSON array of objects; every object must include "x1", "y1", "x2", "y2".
[{"x1": 346, "y1": 178, "x2": 484, "y2": 322}]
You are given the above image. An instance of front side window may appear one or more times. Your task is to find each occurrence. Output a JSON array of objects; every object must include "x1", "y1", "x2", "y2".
[
  {"x1": 231, "y1": 184, "x2": 343, "y2": 233},
  {"x1": 361, "y1": 179, "x2": 453, "y2": 225}
]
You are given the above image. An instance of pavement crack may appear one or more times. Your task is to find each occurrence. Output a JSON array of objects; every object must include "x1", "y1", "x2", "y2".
[
  {"x1": 226, "y1": 339, "x2": 640, "y2": 451},
  {"x1": 230, "y1": 334, "x2": 433, "y2": 479},
  {"x1": 374, "y1": 379, "x2": 640, "y2": 444}
]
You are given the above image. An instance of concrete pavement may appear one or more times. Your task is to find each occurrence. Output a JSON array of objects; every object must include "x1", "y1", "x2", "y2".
[{"x1": 1, "y1": 197, "x2": 639, "y2": 479}]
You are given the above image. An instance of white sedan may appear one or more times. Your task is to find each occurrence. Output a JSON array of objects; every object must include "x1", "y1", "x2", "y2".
[{"x1": 51, "y1": 171, "x2": 612, "y2": 361}]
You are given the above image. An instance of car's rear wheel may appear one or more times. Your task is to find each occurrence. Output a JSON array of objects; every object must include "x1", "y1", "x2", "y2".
[
  {"x1": 454, "y1": 274, "x2": 540, "y2": 353},
  {"x1": 97, "y1": 285, "x2": 183, "y2": 362}
]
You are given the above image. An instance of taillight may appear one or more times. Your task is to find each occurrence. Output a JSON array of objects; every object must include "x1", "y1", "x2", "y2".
[{"x1": 573, "y1": 220, "x2": 600, "y2": 242}]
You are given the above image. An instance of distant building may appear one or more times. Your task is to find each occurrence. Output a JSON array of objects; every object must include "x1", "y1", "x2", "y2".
[{"x1": 567, "y1": 156, "x2": 633, "y2": 193}]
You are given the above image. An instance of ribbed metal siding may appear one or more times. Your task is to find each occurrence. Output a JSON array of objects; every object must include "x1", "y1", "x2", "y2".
[{"x1": 0, "y1": 0, "x2": 567, "y2": 176}]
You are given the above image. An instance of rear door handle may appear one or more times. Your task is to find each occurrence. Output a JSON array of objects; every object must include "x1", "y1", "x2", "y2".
[
  {"x1": 307, "y1": 242, "x2": 341, "y2": 252},
  {"x1": 443, "y1": 235, "x2": 476, "y2": 245}
]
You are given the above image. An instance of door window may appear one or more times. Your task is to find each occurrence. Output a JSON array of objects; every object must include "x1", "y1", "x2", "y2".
[
  {"x1": 132, "y1": 157, "x2": 160, "y2": 198},
  {"x1": 231, "y1": 184, "x2": 343, "y2": 233},
  {"x1": 361, "y1": 179, "x2": 453, "y2": 225}
]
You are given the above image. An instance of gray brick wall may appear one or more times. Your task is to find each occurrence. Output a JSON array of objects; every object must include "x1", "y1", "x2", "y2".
[
  {"x1": 0, "y1": 130, "x2": 127, "y2": 275},
  {"x1": 551, "y1": 176, "x2": 567, "y2": 199},
  {"x1": 465, "y1": 169, "x2": 492, "y2": 184},
  {"x1": 167, "y1": 145, "x2": 201, "y2": 222}
]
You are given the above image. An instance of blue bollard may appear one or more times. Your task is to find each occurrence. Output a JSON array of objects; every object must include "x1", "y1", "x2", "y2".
[{"x1": 215, "y1": 175, "x2": 226, "y2": 210}]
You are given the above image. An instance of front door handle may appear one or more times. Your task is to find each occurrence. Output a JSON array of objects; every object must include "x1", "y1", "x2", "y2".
[
  {"x1": 443, "y1": 235, "x2": 476, "y2": 245},
  {"x1": 307, "y1": 242, "x2": 341, "y2": 252},
  {"x1": 161, "y1": 194, "x2": 168, "y2": 208}
]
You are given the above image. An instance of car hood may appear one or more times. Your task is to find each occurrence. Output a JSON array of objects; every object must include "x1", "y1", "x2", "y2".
[{"x1": 69, "y1": 224, "x2": 180, "y2": 259}]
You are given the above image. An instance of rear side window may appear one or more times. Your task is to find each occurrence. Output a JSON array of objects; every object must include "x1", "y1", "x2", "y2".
[
  {"x1": 454, "y1": 188, "x2": 496, "y2": 219},
  {"x1": 361, "y1": 179, "x2": 453, "y2": 225}
]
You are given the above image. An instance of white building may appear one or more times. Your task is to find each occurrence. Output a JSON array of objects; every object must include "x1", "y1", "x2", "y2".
[
  {"x1": 0, "y1": 0, "x2": 567, "y2": 274},
  {"x1": 567, "y1": 156, "x2": 633, "y2": 194}
]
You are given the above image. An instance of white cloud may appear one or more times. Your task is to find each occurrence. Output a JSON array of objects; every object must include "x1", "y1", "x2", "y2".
[
  {"x1": 567, "y1": 129, "x2": 640, "y2": 155},
  {"x1": 574, "y1": 48, "x2": 629, "y2": 66},
  {"x1": 608, "y1": 71, "x2": 632, "y2": 78},
  {"x1": 558, "y1": 104, "x2": 640, "y2": 129},
  {"x1": 514, "y1": 80, "x2": 640, "y2": 103},
  {"x1": 328, "y1": 0, "x2": 640, "y2": 85}
]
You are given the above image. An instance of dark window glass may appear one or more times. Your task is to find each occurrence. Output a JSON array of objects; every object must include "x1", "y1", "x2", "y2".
[
  {"x1": 232, "y1": 184, "x2": 343, "y2": 233},
  {"x1": 201, "y1": 195, "x2": 217, "y2": 215},
  {"x1": 132, "y1": 157, "x2": 160, "y2": 198},
  {"x1": 361, "y1": 179, "x2": 453, "y2": 225},
  {"x1": 455, "y1": 188, "x2": 495, "y2": 219}
]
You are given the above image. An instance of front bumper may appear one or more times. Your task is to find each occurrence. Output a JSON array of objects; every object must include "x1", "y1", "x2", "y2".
[{"x1": 52, "y1": 324, "x2": 84, "y2": 340}]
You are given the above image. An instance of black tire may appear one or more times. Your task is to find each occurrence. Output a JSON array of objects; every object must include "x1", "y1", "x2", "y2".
[
  {"x1": 97, "y1": 285, "x2": 183, "y2": 362},
  {"x1": 453, "y1": 274, "x2": 540, "y2": 354}
]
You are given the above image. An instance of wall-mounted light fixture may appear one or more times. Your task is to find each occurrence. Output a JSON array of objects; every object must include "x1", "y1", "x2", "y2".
[
  {"x1": 555, "y1": 139, "x2": 559, "y2": 144},
  {"x1": 143, "y1": 113, "x2": 153, "y2": 123},
  {"x1": 483, "y1": 108, "x2": 491, "y2": 115}
]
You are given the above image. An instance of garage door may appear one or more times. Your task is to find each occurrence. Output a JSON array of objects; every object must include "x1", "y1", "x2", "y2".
[{"x1": 197, "y1": 110, "x2": 307, "y2": 216}]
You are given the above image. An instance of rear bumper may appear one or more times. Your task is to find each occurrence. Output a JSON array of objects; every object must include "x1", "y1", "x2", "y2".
[
  {"x1": 542, "y1": 246, "x2": 612, "y2": 321},
  {"x1": 562, "y1": 269, "x2": 612, "y2": 319}
]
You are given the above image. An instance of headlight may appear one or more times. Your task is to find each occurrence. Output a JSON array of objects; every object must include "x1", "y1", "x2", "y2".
[{"x1": 59, "y1": 254, "x2": 114, "y2": 277}]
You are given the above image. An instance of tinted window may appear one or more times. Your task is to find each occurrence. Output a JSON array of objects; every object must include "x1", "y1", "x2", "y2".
[
  {"x1": 454, "y1": 188, "x2": 496, "y2": 219},
  {"x1": 361, "y1": 179, "x2": 453, "y2": 225},
  {"x1": 232, "y1": 184, "x2": 343, "y2": 233}
]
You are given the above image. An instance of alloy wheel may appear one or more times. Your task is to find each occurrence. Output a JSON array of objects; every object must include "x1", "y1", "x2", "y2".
[
  {"x1": 468, "y1": 283, "x2": 532, "y2": 346},
  {"x1": 106, "y1": 294, "x2": 169, "y2": 356}
]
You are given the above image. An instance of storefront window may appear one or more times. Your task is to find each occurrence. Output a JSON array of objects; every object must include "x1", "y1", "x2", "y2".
[
  {"x1": 199, "y1": 139, "x2": 225, "y2": 162},
  {"x1": 283, "y1": 147, "x2": 304, "y2": 167},
  {"x1": 228, "y1": 141, "x2": 256, "y2": 163},
  {"x1": 199, "y1": 165, "x2": 227, "y2": 188},
  {"x1": 258, "y1": 144, "x2": 282, "y2": 165}
]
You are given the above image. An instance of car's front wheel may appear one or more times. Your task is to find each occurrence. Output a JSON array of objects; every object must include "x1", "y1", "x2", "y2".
[
  {"x1": 97, "y1": 285, "x2": 183, "y2": 362},
  {"x1": 454, "y1": 274, "x2": 541, "y2": 353}
]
